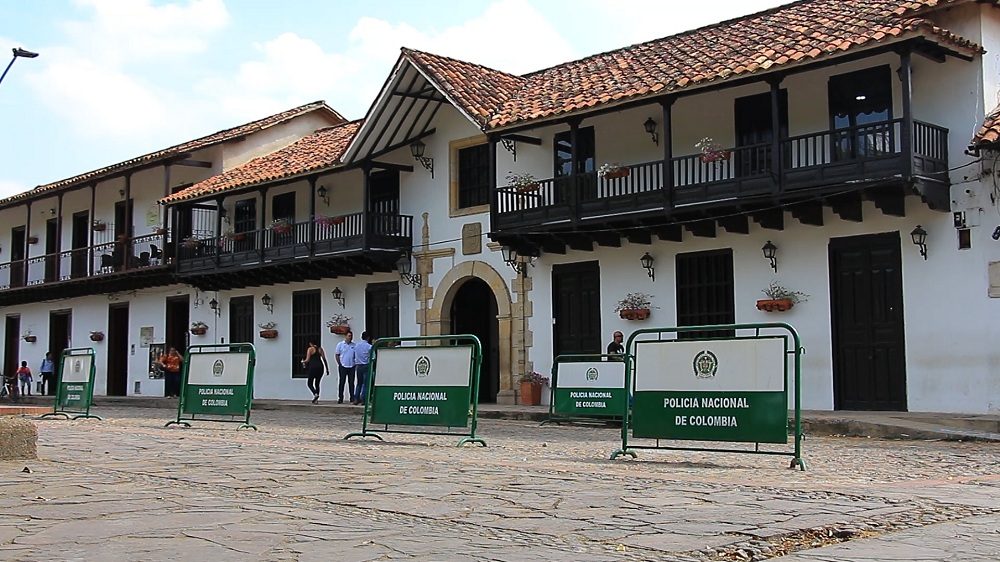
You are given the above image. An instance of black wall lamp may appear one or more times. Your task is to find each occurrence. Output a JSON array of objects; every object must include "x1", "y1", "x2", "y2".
[
  {"x1": 317, "y1": 185, "x2": 329, "y2": 206},
  {"x1": 762, "y1": 240, "x2": 778, "y2": 273},
  {"x1": 409, "y1": 140, "x2": 434, "y2": 178},
  {"x1": 501, "y1": 245, "x2": 535, "y2": 275},
  {"x1": 910, "y1": 225, "x2": 928, "y2": 260},
  {"x1": 261, "y1": 293, "x2": 274, "y2": 314},
  {"x1": 396, "y1": 251, "x2": 422, "y2": 287},
  {"x1": 208, "y1": 297, "x2": 221, "y2": 317},
  {"x1": 640, "y1": 252, "x2": 655, "y2": 281},
  {"x1": 331, "y1": 286, "x2": 345, "y2": 308},
  {"x1": 643, "y1": 117, "x2": 659, "y2": 146}
]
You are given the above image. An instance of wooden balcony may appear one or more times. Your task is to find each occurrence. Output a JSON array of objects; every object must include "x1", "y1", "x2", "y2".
[
  {"x1": 176, "y1": 212, "x2": 413, "y2": 290},
  {"x1": 0, "y1": 232, "x2": 171, "y2": 306},
  {"x1": 493, "y1": 119, "x2": 949, "y2": 233}
]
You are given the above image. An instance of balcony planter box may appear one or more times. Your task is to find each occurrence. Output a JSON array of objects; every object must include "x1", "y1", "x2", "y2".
[
  {"x1": 602, "y1": 168, "x2": 630, "y2": 179},
  {"x1": 154, "y1": 228, "x2": 167, "y2": 235},
  {"x1": 259, "y1": 329, "x2": 278, "y2": 339},
  {"x1": 22, "y1": 335, "x2": 36, "y2": 343},
  {"x1": 89, "y1": 332, "x2": 104, "y2": 342},
  {"x1": 190, "y1": 326, "x2": 208, "y2": 336},
  {"x1": 619, "y1": 308, "x2": 651, "y2": 321},
  {"x1": 26, "y1": 236, "x2": 38, "y2": 245},
  {"x1": 699, "y1": 150, "x2": 731, "y2": 164},
  {"x1": 92, "y1": 222, "x2": 107, "y2": 232},
  {"x1": 514, "y1": 183, "x2": 540, "y2": 193},
  {"x1": 330, "y1": 325, "x2": 350, "y2": 335},
  {"x1": 756, "y1": 298, "x2": 795, "y2": 312},
  {"x1": 519, "y1": 381, "x2": 542, "y2": 406}
]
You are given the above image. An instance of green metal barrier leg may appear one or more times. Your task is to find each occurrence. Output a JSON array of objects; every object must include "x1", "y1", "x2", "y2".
[
  {"x1": 789, "y1": 457, "x2": 806, "y2": 471},
  {"x1": 344, "y1": 430, "x2": 384, "y2": 441},
  {"x1": 457, "y1": 436, "x2": 487, "y2": 447},
  {"x1": 164, "y1": 420, "x2": 191, "y2": 428},
  {"x1": 237, "y1": 422, "x2": 257, "y2": 431},
  {"x1": 71, "y1": 414, "x2": 103, "y2": 420},
  {"x1": 39, "y1": 412, "x2": 71, "y2": 420},
  {"x1": 609, "y1": 448, "x2": 637, "y2": 460}
]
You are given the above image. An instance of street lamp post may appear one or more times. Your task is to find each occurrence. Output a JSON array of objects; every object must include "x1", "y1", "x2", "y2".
[{"x1": 0, "y1": 47, "x2": 40, "y2": 87}]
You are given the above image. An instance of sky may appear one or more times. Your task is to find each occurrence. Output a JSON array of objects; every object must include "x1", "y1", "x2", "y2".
[{"x1": 0, "y1": 0, "x2": 789, "y2": 198}]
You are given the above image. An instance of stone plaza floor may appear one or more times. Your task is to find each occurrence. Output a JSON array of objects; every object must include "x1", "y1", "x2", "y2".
[{"x1": 1, "y1": 407, "x2": 998, "y2": 561}]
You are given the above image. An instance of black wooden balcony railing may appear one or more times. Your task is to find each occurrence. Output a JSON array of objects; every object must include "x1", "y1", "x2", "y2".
[
  {"x1": 494, "y1": 119, "x2": 949, "y2": 229},
  {"x1": 176, "y1": 212, "x2": 413, "y2": 274},
  {"x1": 0, "y1": 232, "x2": 169, "y2": 290}
]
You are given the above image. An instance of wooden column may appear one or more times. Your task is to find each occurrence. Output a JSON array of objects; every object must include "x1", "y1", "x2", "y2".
[
  {"x1": 24, "y1": 200, "x2": 31, "y2": 286},
  {"x1": 56, "y1": 192, "x2": 63, "y2": 279},
  {"x1": 215, "y1": 197, "x2": 223, "y2": 269},
  {"x1": 487, "y1": 134, "x2": 499, "y2": 236},
  {"x1": 258, "y1": 189, "x2": 267, "y2": 263},
  {"x1": 899, "y1": 49, "x2": 914, "y2": 179},
  {"x1": 769, "y1": 76, "x2": 784, "y2": 194},
  {"x1": 661, "y1": 97, "x2": 675, "y2": 213},
  {"x1": 568, "y1": 119, "x2": 580, "y2": 223},
  {"x1": 89, "y1": 184, "x2": 96, "y2": 276},
  {"x1": 161, "y1": 164, "x2": 171, "y2": 238},
  {"x1": 361, "y1": 164, "x2": 372, "y2": 251},
  {"x1": 307, "y1": 176, "x2": 316, "y2": 253},
  {"x1": 123, "y1": 173, "x2": 132, "y2": 269}
]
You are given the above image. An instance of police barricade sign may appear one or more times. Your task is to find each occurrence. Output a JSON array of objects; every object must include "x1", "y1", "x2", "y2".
[
  {"x1": 41, "y1": 348, "x2": 101, "y2": 420},
  {"x1": 345, "y1": 334, "x2": 486, "y2": 447},
  {"x1": 165, "y1": 344, "x2": 257, "y2": 430},
  {"x1": 546, "y1": 355, "x2": 626, "y2": 423},
  {"x1": 611, "y1": 323, "x2": 805, "y2": 470}
]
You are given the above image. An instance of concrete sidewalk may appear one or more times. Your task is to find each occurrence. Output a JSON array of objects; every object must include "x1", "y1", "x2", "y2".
[{"x1": 9, "y1": 394, "x2": 1000, "y2": 441}]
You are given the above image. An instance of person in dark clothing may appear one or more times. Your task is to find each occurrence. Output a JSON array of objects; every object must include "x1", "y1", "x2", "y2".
[
  {"x1": 606, "y1": 331, "x2": 625, "y2": 360},
  {"x1": 40, "y1": 352, "x2": 56, "y2": 396},
  {"x1": 302, "y1": 340, "x2": 329, "y2": 404}
]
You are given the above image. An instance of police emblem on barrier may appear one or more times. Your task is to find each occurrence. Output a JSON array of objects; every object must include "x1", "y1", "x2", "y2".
[
  {"x1": 213, "y1": 359, "x2": 225, "y2": 377},
  {"x1": 73, "y1": 359, "x2": 82, "y2": 373},
  {"x1": 586, "y1": 367, "x2": 599, "y2": 381},
  {"x1": 414, "y1": 355, "x2": 431, "y2": 378},
  {"x1": 693, "y1": 350, "x2": 718, "y2": 379}
]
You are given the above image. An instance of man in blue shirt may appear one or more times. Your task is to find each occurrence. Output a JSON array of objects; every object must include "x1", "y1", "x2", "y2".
[
  {"x1": 39, "y1": 352, "x2": 56, "y2": 396},
  {"x1": 335, "y1": 331, "x2": 356, "y2": 404},
  {"x1": 352, "y1": 332, "x2": 373, "y2": 405}
]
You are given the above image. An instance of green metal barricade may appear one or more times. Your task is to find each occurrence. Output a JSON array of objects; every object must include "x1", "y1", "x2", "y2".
[
  {"x1": 345, "y1": 334, "x2": 486, "y2": 447},
  {"x1": 165, "y1": 343, "x2": 257, "y2": 430},
  {"x1": 40, "y1": 348, "x2": 102, "y2": 420},
  {"x1": 543, "y1": 354, "x2": 627, "y2": 424},
  {"x1": 610, "y1": 322, "x2": 805, "y2": 470}
]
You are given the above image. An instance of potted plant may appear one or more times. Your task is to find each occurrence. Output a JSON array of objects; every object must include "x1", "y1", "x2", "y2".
[
  {"x1": 270, "y1": 217, "x2": 293, "y2": 234},
  {"x1": 92, "y1": 219, "x2": 107, "y2": 232},
  {"x1": 190, "y1": 321, "x2": 209, "y2": 336},
  {"x1": 756, "y1": 281, "x2": 809, "y2": 312},
  {"x1": 26, "y1": 235, "x2": 39, "y2": 245},
  {"x1": 21, "y1": 331, "x2": 36, "y2": 343},
  {"x1": 326, "y1": 313, "x2": 351, "y2": 335},
  {"x1": 315, "y1": 215, "x2": 346, "y2": 227},
  {"x1": 153, "y1": 227, "x2": 167, "y2": 236},
  {"x1": 221, "y1": 231, "x2": 246, "y2": 243},
  {"x1": 258, "y1": 321, "x2": 278, "y2": 339},
  {"x1": 182, "y1": 237, "x2": 201, "y2": 250},
  {"x1": 695, "y1": 137, "x2": 731, "y2": 164},
  {"x1": 506, "y1": 172, "x2": 539, "y2": 193},
  {"x1": 615, "y1": 292, "x2": 657, "y2": 320},
  {"x1": 598, "y1": 162, "x2": 630, "y2": 180},
  {"x1": 519, "y1": 372, "x2": 549, "y2": 406},
  {"x1": 89, "y1": 331, "x2": 105, "y2": 342}
]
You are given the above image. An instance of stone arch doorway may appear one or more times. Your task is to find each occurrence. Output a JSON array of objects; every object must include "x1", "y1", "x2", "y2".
[
  {"x1": 426, "y1": 261, "x2": 514, "y2": 404},
  {"x1": 450, "y1": 278, "x2": 499, "y2": 402}
]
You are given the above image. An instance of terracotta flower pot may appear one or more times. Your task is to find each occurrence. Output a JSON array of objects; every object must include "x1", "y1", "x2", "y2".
[
  {"x1": 259, "y1": 329, "x2": 278, "y2": 339},
  {"x1": 89, "y1": 333, "x2": 104, "y2": 342},
  {"x1": 27, "y1": 236, "x2": 38, "y2": 245},
  {"x1": 515, "y1": 183, "x2": 539, "y2": 193},
  {"x1": 602, "y1": 168, "x2": 630, "y2": 179},
  {"x1": 92, "y1": 223, "x2": 106, "y2": 232},
  {"x1": 330, "y1": 325, "x2": 350, "y2": 335},
  {"x1": 619, "y1": 308, "x2": 651, "y2": 320},
  {"x1": 520, "y1": 381, "x2": 542, "y2": 406},
  {"x1": 190, "y1": 327, "x2": 208, "y2": 336},
  {"x1": 22, "y1": 335, "x2": 36, "y2": 343},
  {"x1": 756, "y1": 298, "x2": 795, "y2": 312}
]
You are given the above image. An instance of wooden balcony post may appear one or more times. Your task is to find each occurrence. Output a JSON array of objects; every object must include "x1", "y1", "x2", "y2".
[
  {"x1": 56, "y1": 192, "x2": 63, "y2": 281},
  {"x1": 661, "y1": 97, "x2": 675, "y2": 212},
  {"x1": 24, "y1": 200, "x2": 31, "y2": 287},
  {"x1": 89, "y1": 183, "x2": 95, "y2": 276},
  {"x1": 488, "y1": 133, "x2": 499, "y2": 235},
  {"x1": 899, "y1": 49, "x2": 914, "y2": 179},
  {"x1": 123, "y1": 172, "x2": 132, "y2": 269},
  {"x1": 569, "y1": 119, "x2": 580, "y2": 223},
  {"x1": 308, "y1": 176, "x2": 316, "y2": 254},
  {"x1": 768, "y1": 76, "x2": 784, "y2": 194},
  {"x1": 362, "y1": 163, "x2": 372, "y2": 251},
  {"x1": 161, "y1": 164, "x2": 171, "y2": 239},
  {"x1": 258, "y1": 188, "x2": 267, "y2": 263}
]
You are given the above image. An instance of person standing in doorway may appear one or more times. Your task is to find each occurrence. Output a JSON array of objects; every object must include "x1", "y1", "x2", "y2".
[
  {"x1": 158, "y1": 347, "x2": 182, "y2": 398},
  {"x1": 302, "y1": 339, "x2": 329, "y2": 404},
  {"x1": 39, "y1": 352, "x2": 55, "y2": 396},
  {"x1": 606, "y1": 331, "x2": 625, "y2": 361},
  {"x1": 335, "y1": 330, "x2": 356, "y2": 404},
  {"x1": 17, "y1": 361, "x2": 33, "y2": 397},
  {"x1": 352, "y1": 331, "x2": 373, "y2": 405}
]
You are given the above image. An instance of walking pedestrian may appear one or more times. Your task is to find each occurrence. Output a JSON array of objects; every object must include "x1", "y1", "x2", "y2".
[
  {"x1": 301, "y1": 339, "x2": 329, "y2": 404},
  {"x1": 157, "y1": 347, "x2": 183, "y2": 397},
  {"x1": 353, "y1": 332, "x2": 373, "y2": 405},
  {"x1": 39, "y1": 352, "x2": 55, "y2": 396},
  {"x1": 335, "y1": 330, "x2": 356, "y2": 404},
  {"x1": 17, "y1": 361, "x2": 33, "y2": 397},
  {"x1": 606, "y1": 331, "x2": 625, "y2": 360}
]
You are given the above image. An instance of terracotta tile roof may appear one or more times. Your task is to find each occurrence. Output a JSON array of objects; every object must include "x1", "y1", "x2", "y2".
[
  {"x1": 396, "y1": 0, "x2": 988, "y2": 130},
  {"x1": 402, "y1": 48, "x2": 525, "y2": 128},
  {"x1": 162, "y1": 120, "x2": 362, "y2": 204},
  {"x1": 1, "y1": 101, "x2": 344, "y2": 208},
  {"x1": 972, "y1": 103, "x2": 1000, "y2": 147}
]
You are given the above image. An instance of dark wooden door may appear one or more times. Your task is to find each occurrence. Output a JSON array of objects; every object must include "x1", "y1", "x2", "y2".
[
  {"x1": 229, "y1": 296, "x2": 254, "y2": 344},
  {"x1": 734, "y1": 90, "x2": 787, "y2": 176},
  {"x1": 830, "y1": 232, "x2": 907, "y2": 411},
  {"x1": 828, "y1": 65, "x2": 893, "y2": 160},
  {"x1": 44, "y1": 218, "x2": 59, "y2": 282},
  {"x1": 165, "y1": 296, "x2": 190, "y2": 354},
  {"x1": 365, "y1": 282, "x2": 399, "y2": 341},
  {"x1": 71, "y1": 211, "x2": 89, "y2": 278},
  {"x1": 552, "y1": 261, "x2": 601, "y2": 356},
  {"x1": 554, "y1": 126, "x2": 596, "y2": 203},
  {"x1": 107, "y1": 304, "x2": 129, "y2": 396},
  {"x1": 450, "y1": 279, "x2": 499, "y2": 403},
  {"x1": 4, "y1": 315, "x2": 20, "y2": 380},
  {"x1": 10, "y1": 226, "x2": 25, "y2": 288},
  {"x1": 49, "y1": 310, "x2": 71, "y2": 359},
  {"x1": 234, "y1": 198, "x2": 257, "y2": 252},
  {"x1": 271, "y1": 192, "x2": 296, "y2": 246},
  {"x1": 676, "y1": 249, "x2": 735, "y2": 339},
  {"x1": 291, "y1": 290, "x2": 320, "y2": 378}
]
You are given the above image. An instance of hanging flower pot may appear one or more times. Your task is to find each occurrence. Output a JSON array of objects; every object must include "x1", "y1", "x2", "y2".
[
  {"x1": 154, "y1": 227, "x2": 167, "y2": 235},
  {"x1": 259, "y1": 329, "x2": 278, "y2": 339},
  {"x1": 330, "y1": 325, "x2": 350, "y2": 335},
  {"x1": 190, "y1": 322, "x2": 209, "y2": 336},
  {"x1": 26, "y1": 235, "x2": 39, "y2": 245},
  {"x1": 92, "y1": 220, "x2": 107, "y2": 232},
  {"x1": 619, "y1": 308, "x2": 651, "y2": 321},
  {"x1": 89, "y1": 331, "x2": 105, "y2": 342},
  {"x1": 22, "y1": 335, "x2": 36, "y2": 343}
]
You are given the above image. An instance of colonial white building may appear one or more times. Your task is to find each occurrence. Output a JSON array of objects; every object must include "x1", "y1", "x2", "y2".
[{"x1": 4, "y1": 0, "x2": 1000, "y2": 413}]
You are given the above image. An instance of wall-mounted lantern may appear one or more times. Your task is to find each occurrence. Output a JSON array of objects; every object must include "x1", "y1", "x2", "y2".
[
  {"x1": 396, "y1": 252, "x2": 422, "y2": 287},
  {"x1": 640, "y1": 252, "x2": 655, "y2": 281},
  {"x1": 643, "y1": 117, "x2": 659, "y2": 146},
  {"x1": 208, "y1": 297, "x2": 221, "y2": 317},
  {"x1": 762, "y1": 240, "x2": 778, "y2": 273},
  {"x1": 409, "y1": 140, "x2": 434, "y2": 178},
  {"x1": 331, "y1": 286, "x2": 345, "y2": 308},
  {"x1": 910, "y1": 225, "x2": 928, "y2": 260},
  {"x1": 261, "y1": 293, "x2": 274, "y2": 314},
  {"x1": 317, "y1": 185, "x2": 329, "y2": 206}
]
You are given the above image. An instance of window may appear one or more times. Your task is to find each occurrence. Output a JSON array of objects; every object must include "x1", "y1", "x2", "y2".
[
  {"x1": 291, "y1": 290, "x2": 321, "y2": 378},
  {"x1": 828, "y1": 66, "x2": 893, "y2": 160},
  {"x1": 229, "y1": 296, "x2": 254, "y2": 344},
  {"x1": 553, "y1": 126, "x2": 596, "y2": 203},
  {"x1": 457, "y1": 144, "x2": 490, "y2": 208},
  {"x1": 676, "y1": 249, "x2": 735, "y2": 339}
]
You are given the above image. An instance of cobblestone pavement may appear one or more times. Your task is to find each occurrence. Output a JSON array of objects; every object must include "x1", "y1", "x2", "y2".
[{"x1": 1, "y1": 407, "x2": 998, "y2": 561}]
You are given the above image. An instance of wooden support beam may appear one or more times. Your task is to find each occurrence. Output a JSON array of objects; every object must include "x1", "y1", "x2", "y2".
[
  {"x1": 828, "y1": 192, "x2": 863, "y2": 222},
  {"x1": 500, "y1": 134, "x2": 542, "y2": 145},
  {"x1": 591, "y1": 232, "x2": 621, "y2": 248},
  {"x1": 685, "y1": 220, "x2": 716, "y2": 238},
  {"x1": 175, "y1": 159, "x2": 213, "y2": 168},
  {"x1": 654, "y1": 224, "x2": 683, "y2": 242},
  {"x1": 539, "y1": 238, "x2": 567, "y2": 255},
  {"x1": 370, "y1": 161, "x2": 415, "y2": 173},
  {"x1": 869, "y1": 185, "x2": 907, "y2": 217},
  {"x1": 751, "y1": 208, "x2": 784, "y2": 231},
  {"x1": 718, "y1": 215, "x2": 750, "y2": 234},
  {"x1": 625, "y1": 229, "x2": 652, "y2": 245},
  {"x1": 790, "y1": 201, "x2": 824, "y2": 226},
  {"x1": 556, "y1": 234, "x2": 593, "y2": 252}
]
